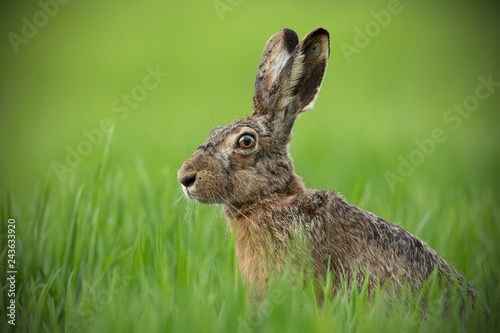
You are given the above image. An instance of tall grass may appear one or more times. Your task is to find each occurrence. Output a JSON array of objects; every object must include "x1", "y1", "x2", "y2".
[{"x1": 0, "y1": 134, "x2": 498, "y2": 332}]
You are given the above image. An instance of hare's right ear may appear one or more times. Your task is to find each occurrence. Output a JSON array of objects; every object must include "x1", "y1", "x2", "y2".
[
  {"x1": 265, "y1": 28, "x2": 329, "y2": 144},
  {"x1": 253, "y1": 28, "x2": 299, "y2": 116}
]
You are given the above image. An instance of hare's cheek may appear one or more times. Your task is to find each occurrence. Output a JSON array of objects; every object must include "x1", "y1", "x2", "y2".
[
  {"x1": 191, "y1": 171, "x2": 229, "y2": 201},
  {"x1": 226, "y1": 171, "x2": 256, "y2": 200}
]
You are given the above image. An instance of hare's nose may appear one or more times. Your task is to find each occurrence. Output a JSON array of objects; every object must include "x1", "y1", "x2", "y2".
[
  {"x1": 179, "y1": 172, "x2": 196, "y2": 188},
  {"x1": 178, "y1": 163, "x2": 197, "y2": 188}
]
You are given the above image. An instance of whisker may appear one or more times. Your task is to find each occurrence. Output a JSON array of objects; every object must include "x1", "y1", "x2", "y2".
[
  {"x1": 205, "y1": 98, "x2": 217, "y2": 128},
  {"x1": 209, "y1": 204, "x2": 221, "y2": 229},
  {"x1": 192, "y1": 199, "x2": 200, "y2": 225},
  {"x1": 166, "y1": 178, "x2": 181, "y2": 186},
  {"x1": 183, "y1": 197, "x2": 195, "y2": 223},
  {"x1": 162, "y1": 193, "x2": 185, "y2": 218}
]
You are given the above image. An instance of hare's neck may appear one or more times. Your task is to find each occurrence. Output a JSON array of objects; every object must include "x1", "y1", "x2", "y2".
[
  {"x1": 222, "y1": 173, "x2": 306, "y2": 297},
  {"x1": 222, "y1": 173, "x2": 305, "y2": 228},
  {"x1": 284, "y1": 173, "x2": 306, "y2": 194}
]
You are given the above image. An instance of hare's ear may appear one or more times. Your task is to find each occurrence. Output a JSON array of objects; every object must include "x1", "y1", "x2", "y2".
[
  {"x1": 268, "y1": 28, "x2": 330, "y2": 143},
  {"x1": 253, "y1": 28, "x2": 299, "y2": 116}
]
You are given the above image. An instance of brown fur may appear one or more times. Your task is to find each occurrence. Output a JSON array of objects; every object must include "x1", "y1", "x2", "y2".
[{"x1": 177, "y1": 28, "x2": 483, "y2": 311}]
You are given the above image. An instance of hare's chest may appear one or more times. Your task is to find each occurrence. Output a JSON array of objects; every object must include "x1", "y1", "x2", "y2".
[
  {"x1": 235, "y1": 227, "x2": 276, "y2": 297},
  {"x1": 235, "y1": 218, "x2": 311, "y2": 297}
]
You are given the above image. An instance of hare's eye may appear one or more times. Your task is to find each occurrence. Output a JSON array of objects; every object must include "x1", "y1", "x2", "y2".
[{"x1": 238, "y1": 135, "x2": 256, "y2": 149}]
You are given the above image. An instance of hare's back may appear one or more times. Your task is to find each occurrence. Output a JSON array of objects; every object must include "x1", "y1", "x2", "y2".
[{"x1": 296, "y1": 189, "x2": 448, "y2": 286}]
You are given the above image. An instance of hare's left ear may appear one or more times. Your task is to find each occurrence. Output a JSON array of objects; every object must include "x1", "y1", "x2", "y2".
[
  {"x1": 253, "y1": 28, "x2": 299, "y2": 116},
  {"x1": 267, "y1": 28, "x2": 330, "y2": 143}
]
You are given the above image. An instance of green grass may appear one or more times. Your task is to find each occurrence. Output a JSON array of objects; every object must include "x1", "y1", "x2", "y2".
[
  {"x1": 1, "y1": 145, "x2": 498, "y2": 332},
  {"x1": 1, "y1": 0, "x2": 499, "y2": 332}
]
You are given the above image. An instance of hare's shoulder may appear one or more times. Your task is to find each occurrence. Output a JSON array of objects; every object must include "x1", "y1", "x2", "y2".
[
  {"x1": 293, "y1": 190, "x2": 447, "y2": 283},
  {"x1": 241, "y1": 188, "x2": 347, "y2": 223},
  {"x1": 294, "y1": 189, "x2": 438, "y2": 258}
]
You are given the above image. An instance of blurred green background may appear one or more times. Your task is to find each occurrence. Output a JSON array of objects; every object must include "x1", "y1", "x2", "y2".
[
  {"x1": 1, "y1": 0, "x2": 500, "y2": 332},
  {"x1": 1, "y1": 0, "x2": 499, "y2": 195}
]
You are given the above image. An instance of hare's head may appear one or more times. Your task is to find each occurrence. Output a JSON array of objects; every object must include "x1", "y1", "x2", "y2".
[{"x1": 178, "y1": 28, "x2": 330, "y2": 206}]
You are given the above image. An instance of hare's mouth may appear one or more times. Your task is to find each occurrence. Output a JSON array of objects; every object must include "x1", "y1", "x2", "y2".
[
  {"x1": 182, "y1": 186, "x2": 203, "y2": 202},
  {"x1": 182, "y1": 185, "x2": 223, "y2": 205},
  {"x1": 182, "y1": 186, "x2": 194, "y2": 200}
]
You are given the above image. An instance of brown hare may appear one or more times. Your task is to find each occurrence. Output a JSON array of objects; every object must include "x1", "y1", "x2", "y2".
[{"x1": 177, "y1": 27, "x2": 480, "y2": 307}]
